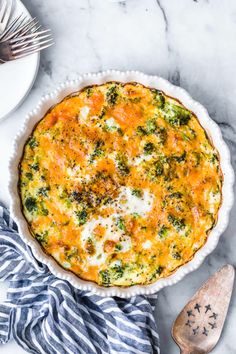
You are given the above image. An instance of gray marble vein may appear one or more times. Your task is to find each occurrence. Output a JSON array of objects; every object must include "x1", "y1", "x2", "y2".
[
  {"x1": 0, "y1": 0, "x2": 236, "y2": 353},
  {"x1": 156, "y1": 0, "x2": 171, "y2": 56},
  {"x1": 156, "y1": 0, "x2": 168, "y2": 34}
]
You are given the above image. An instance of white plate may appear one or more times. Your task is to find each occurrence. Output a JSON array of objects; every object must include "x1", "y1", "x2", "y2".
[
  {"x1": 0, "y1": 0, "x2": 39, "y2": 121},
  {"x1": 9, "y1": 70, "x2": 235, "y2": 298}
]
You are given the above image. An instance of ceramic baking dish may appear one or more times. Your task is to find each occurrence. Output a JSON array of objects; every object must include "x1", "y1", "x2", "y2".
[{"x1": 9, "y1": 70, "x2": 234, "y2": 297}]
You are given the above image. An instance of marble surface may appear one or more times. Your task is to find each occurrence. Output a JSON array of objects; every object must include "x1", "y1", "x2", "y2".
[{"x1": 0, "y1": 0, "x2": 236, "y2": 353}]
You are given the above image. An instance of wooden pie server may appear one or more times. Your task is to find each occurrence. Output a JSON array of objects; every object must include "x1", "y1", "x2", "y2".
[{"x1": 172, "y1": 264, "x2": 235, "y2": 354}]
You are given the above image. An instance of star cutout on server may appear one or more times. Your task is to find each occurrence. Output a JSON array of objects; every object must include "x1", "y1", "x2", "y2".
[
  {"x1": 205, "y1": 304, "x2": 211, "y2": 313},
  {"x1": 187, "y1": 310, "x2": 195, "y2": 317},
  {"x1": 185, "y1": 320, "x2": 194, "y2": 327},
  {"x1": 208, "y1": 322, "x2": 217, "y2": 329},
  {"x1": 209, "y1": 312, "x2": 218, "y2": 320},
  {"x1": 202, "y1": 327, "x2": 209, "y2": 336},
  {"x1": 194, "y1": 303, "x2": 201, "y2": 313}
]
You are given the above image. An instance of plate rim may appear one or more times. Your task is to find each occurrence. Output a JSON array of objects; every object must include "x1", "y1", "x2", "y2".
[{"x1": 8, "y1": 70, "x2": 235, "y2": 298}]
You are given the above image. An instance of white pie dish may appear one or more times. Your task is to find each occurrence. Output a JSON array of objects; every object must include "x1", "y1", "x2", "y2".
[{"x1": 8, "y1": 70, "x2": 234, "y2": 298}]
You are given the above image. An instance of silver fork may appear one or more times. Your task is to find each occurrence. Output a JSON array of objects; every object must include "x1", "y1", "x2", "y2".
[
  {"x1": 0, "y1": 12, "x2": 54, "y2": 63},
  {"x1": 0, "y1": 13, "x2": 44, "y2": 42},
  {"x1": 1, "y1": 16, "x2": 40, "y2": 41},
  {"x1": 0, "y1": 0, "x2": 12, "y2": 35},
  {"x1": 0, "y1": 29, "x2": 53, "y2": 62}
]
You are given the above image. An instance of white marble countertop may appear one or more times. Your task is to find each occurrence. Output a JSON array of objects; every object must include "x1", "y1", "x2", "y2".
[{"x1": 0, "y1": 0, "x2": 236, "y2": 353}]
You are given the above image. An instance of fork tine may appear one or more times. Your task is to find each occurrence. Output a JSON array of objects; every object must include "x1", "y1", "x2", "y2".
[
  {"x1": 10, "y1": 29, "x2": 51, "y2": 43},
  {"x1": 11, "y1": 20, "x2": 40, "y2": 40},
  {"x1": 12, "y1": 37, "x2": 53, "y2": 54},
  {"x1": 12, "y1": 17, "x2": 36, "y2": 37},
  {"x1": 31, "y1": 24, "x2": 42, "y2": 33},
  {"x1": 0, "y1": 13, "x2": 23, "y2": 40},
  {"x1": 12, "y1": 16, "x2": 29, "y2": 31},
  {"x1": 2, "y1": 0, "x2": 12, "y2": 27},
  {"x1": 19, "y1": 18, "x2": 39, "y2": 33},
  {"x1": 5, "y1": 17, "x2": 36, "y2": 40},
  {"x1": 0, "y1": 0, "x2": 7, "y2": 23},
  {"x1": 11, "y1": 33, "x2": 52, "y2": 48},
  {"x1": 13, "y1": 41, "x2": 54, "y2": 59},
  {"x1": 20, "y1": 20, "x2": 40, "y2": 35},
  {"x1": 15, "y1": 25, "x2": 43, "y2": 49},
  {"x1": 2, "y1": 15, "x2": 29, "y2": 40}
]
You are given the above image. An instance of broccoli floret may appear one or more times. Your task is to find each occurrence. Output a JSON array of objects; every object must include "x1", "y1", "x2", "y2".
[
  {"x1": 146, "y1": 119, "x2": 157, "y2": 134},
  {"x1": 171, "y1": 151, "x2": 186, "y2": 163},
  {"x1": 156, "y1": 265, "x2": 164, "y2": 275},
  {"x1": 70, "y1": 191, "x2": 83, "y2": 202},
  {"x1": 152, "y1": 90, "x2": 165, "y2": 109},
  {"x1": 118, "y1": 162, "x2": 130, "y2": 175},
  {"x1": 158, "y1": 225, "x2": 169, "y2": 239},
  {"x1": 169, "y1": 192, "x2": 183, "y2": 199},
  {"x1": 25, "y1": 172, "x2": 33, "y2": 181},
  {"x1": 35, "y1": 230, "x2": 48, "y2": 246},
  {"x1": 85, "y1": 86, "x2": 93, "y2": 97},
  {"x1": 30, "y1": 162, "x2": 39, "y2": 171},
  {"x1": 127, "y1": 97, "x2": 141, "y2": 103},
  {"x1": 181, "y1": 128, "x2": 196, "y2": 141},
  {"x1": 85, "y1": 238, "x2": 95, "y2": 255},
  {"x1": 25, "y1": 197, "x2": 37, "y2": 213},
  {"x1": 111, "y1": 264, "x2": 124, "y2": 279},
  {"x1": 192, "y1": 151, "x2": 201, "y2": 167},
  {"x1": 136, "y1": 126, "x2": 147, "y2": 136},
  {"x1": 95, "y1": 139, "x2": 104, "y2": 148},
  {"x1": 116, "y1": 154, "x2": 130, "y2": 176},
  {"x1": 137, "y1": 121, "x2": 167, "y2": 145},
  {"x1": 146, "y1": 160, "x2": 164, "y2": 180},
  {"x1": 210, "y1": 153, "x2": 219, "y2": 165},
  {"x1": 143, "y1": 142, "x2": 155, "y2": 155},
  {"x1": 41, "y1": 208, "x2": 49, "y2": 216},
  {"x1": 106, "y1": 85, "x2": 119, "y2": 106},
  {"x1": 156, "y1": 126, "x2": 167, "y2": 145},
  {"x1": 172, "y1": 251, "x2": 181, "y2": 260},
  {"x1": 65, "y1": 246, "x2": 79, "y2": 261},
  {"x1": 168, "y1": 214, "x2": 186, "y2": 231},
  {"x1": 178, "y1": 115, "x2": 190, "y2": 126},
  {"x1": 99, "y1": 270, "x2": 110, "y2": 286},
  {"x1": 99, "y1": 107, "x2": 107, "y2": 119},
  {"x1": 131, "y1": 189, "x2": 143, "y2": 198},
  {"x1": 115, "y1": 244, "x2": 122, "y2": 252},
  {"x1": 116, "y1": 217, "x2": 126, "y2": 231},
  {"x1": 38, "y1": 187, "x2": 50, "y2": 197},
  {"x1": 164, "y1": 162, "x2": 177, "y2": 182},
  {"x1": 103, "y1": 196, "x2": 113, "y2": 205},
  {"x1": 163, "y1": 102, "x2": 191, "y2": 127},
  {"x1": 28, "y1": 137, "x2": 38, "y2": 149},
  {"x1": 117, "y1": 128, "x2": 124, "y2": 136},
  {"x1": 89, "y1": 140, "x2": 104, "y2": 163},
  {"x1": 75, "y1": 209, "x2": 88, "y2": 225},
  {"x1": 155, "y1": 161, "x2": 164, "y2": 176},
  {"x1": 150, "y1": 265, "x2": 164, "y2": 281}
]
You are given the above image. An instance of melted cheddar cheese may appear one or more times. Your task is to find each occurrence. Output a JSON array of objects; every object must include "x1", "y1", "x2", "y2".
[{"x1": 19, "y1": 82, "x2": 222, "y2": 287}]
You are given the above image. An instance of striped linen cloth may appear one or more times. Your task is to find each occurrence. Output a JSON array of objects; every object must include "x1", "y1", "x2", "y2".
[{"x1": 0, "y1": 203, "x2": 160, "y2": 354}]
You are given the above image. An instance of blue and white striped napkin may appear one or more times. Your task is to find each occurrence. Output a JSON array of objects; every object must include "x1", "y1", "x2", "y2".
[{"x1": 0, "y1": 202, "x2": 160, "y2": 354}]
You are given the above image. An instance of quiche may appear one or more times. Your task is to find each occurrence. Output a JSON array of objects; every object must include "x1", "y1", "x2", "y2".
[{"x1": 19, "y1": 82, "x2": 222, "y2": 287}]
